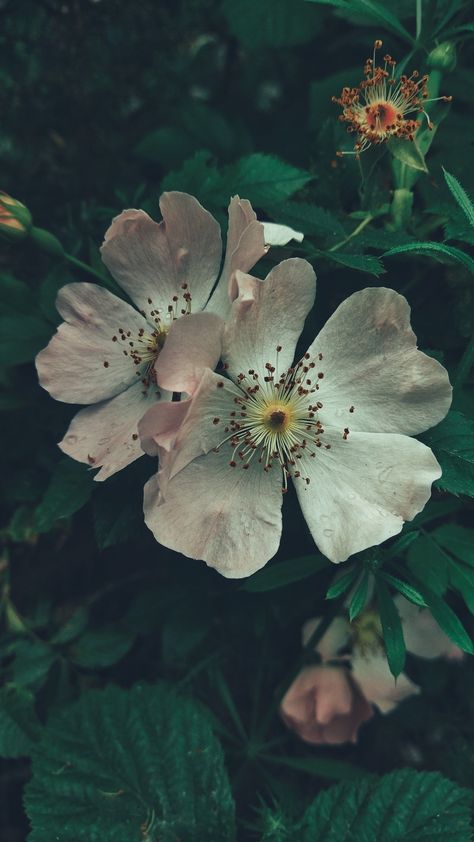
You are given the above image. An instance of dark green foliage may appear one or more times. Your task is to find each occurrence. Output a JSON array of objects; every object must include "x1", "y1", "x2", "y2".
[
  {"x1": 24, "y1": 683, "x2": 236, "y2": 842},
  {"x1": 261, "y1": 769, "x2": 473, "y2": 841}
]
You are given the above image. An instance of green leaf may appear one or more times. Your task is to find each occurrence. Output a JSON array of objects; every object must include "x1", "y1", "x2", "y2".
[
  {"x1": 375, "y1": 579, "x2": 405, "y2": 678},
  {"x1": 387, "y1": 137, "x2": 428, "y2": 173},
  {"x1": 25, "y1": 682, "x2": 236, "y2": 842},
  {"x1": 0, "y1": 314, "x2": 52, "y2": 365},
  {"x1": 383, "y1": 242, "x2": 474, "y2": 274},
  {"x1": 326, "y1": 566, "x2": 359, "y2": 600},
  {"x1": 242, "y1": 554, "x2": 329, "y2": 592},
  {"x1": 93, "y1": 490, "x2": 142, "y2": 550},
  {"x1": 0, "y1": 684, "x2": 41, "y2": 758},
  {"x1": 218, "y1": 154, "x2": 312, "y2": 207},
  {"x1": 305, "y1": 0, "x2": 413, "y2": 41},
  {"x1": 266, "y1": 768, "x2": 472, "y2": 841},
  {"x1": 348, "y1": 574, "x2": 369, "y2": 621},
  {"x1": 10, "y1": 638, "x2": 56, "y2": 691},
  {"x1": 222, "y1": 0, "x2": 323, "y2": 47},
  {"x1": 34, "y1": 458, "x2": 96, "y2": 533},
  {"x1": 267, "y1": 200, "x2": 345, "y2": 239},
  {"x1": 135, "y1": 126, "x2": 196, "y2": 168},
  {"x1": 51, "y1": 607, "x2": 90, "y2": 645},
  {"x1": 71, "y1": 627, "x2": 136, "y2": 669},
  {"x1": 410, "y1": 578, "x2": 474, "y2": 655},
  {"x1": 380, "y1": 572, "x2": 427, "y2": 607},
  {"x1": 420, "y1": 411, "x2": 474, "y2": 497},
  {"x1": 443, "y1": 167, "x2": 474, "y2": 227},
  {"x1": 319, "y1": 250, "x2": 386, "y2": 276}
]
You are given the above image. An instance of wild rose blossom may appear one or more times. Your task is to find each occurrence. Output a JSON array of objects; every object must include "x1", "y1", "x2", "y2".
[
  {"x1": 140, "y1": 259, "x2": 452, "y2": 577},
  {"x1": 280, "y1": 598, "x2": 463, "y2": 745},
  {"x1": 36, "y1": 192, "x2": 299, "y2": 480}
]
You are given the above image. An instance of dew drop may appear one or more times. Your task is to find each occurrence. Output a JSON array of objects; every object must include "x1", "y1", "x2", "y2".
[
  {"x1": 323, "y1": 528, "x2": 334, "y2": 537},
  {"x1": 65, "y1": 435, "x2": 77, "y2": 445},
  {"x1": 376, "y1": 463, "x2": 393, "y2": 484}
]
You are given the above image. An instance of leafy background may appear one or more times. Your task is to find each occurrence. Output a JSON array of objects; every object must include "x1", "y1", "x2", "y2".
[{"x1": 1, "y1": 0, "x2": 474, "y2": 839}]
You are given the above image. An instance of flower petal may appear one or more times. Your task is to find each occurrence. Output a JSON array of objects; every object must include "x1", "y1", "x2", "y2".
[
  {"x1": 294, "y1": 430, "x2": 441, "y2": 563},
  {"x1": 262, "y1": 222, "x2": 304, "y2": 245},
  {"x1": 351, "y1": 648, "x2": 420, "y2": 713},
  {"x1": 143, "y1": 445, "x2": 284, "y2": 578},
  {"x1": 206, "y1": 196, "x2": 268, "y2": 318},
  {"x1": 307, "y1": 288, "x2": 452, "y2": 435},
  {"x1": 395, "y1": 595, "x2": 464, "y2": 661},
  {"x1": 223, "y1": 258, "x2": 316, "y2": 379},
  {"x1": 101, "y1": 192, "x2": 222, "y2": 315},
  {"x1": 302, "y1": 616, "x2": 351, "y2": 660},
  {"x1": 60, "y1": 379, "x2": 168, "y2": 480},
  {"x1": 138, "y1": 399, "x2": 191, "y2": 457},
  {"x1": 36, "y1": 283, "x2": 149, "y2": 404},
  {"x1": 154, "y1": 312, "x2": 224, "y2": 393}
]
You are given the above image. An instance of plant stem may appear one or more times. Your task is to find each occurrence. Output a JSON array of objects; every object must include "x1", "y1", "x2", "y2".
[
  {"x1": 64, "y1": 252, "x2": 107, "y2": 284},
  {"x1": 328, "y1": 214, "x2": 374, "y2": 253},
  {"x1": 416, "y1": 0, "x2": 422, "y2": 40}
]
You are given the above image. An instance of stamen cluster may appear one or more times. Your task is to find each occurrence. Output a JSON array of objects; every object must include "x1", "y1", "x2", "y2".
[{"x1": 332, "y1": 40, "x2": 452, "y2": 156}]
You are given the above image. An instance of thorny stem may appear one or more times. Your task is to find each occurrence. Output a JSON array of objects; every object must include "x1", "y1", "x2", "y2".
[
  {"x1": 64, "y1": 252, "x2": 108, "y2": 284},
  {"x1": 328, "y1": 214, "x2": 374, "y2": 252}
]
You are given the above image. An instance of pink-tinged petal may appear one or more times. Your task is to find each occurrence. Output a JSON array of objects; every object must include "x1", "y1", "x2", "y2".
[
  {"x1": 302, "y1": 617, "x2": 351, "y2": 661},
  {"x1": 307, "y1": 288, "x2": 452, "y2": 436},
  {"x1": 101, "y1": 193, "x2": 222, "y2": 315},
  {"x1": 206, "y1": 196, "x2": 268, "y2": 318},
  {"x1": 138, "y1": 398, "x2": 190, "y2": 457},
  {"x1": 143, "y1": 445, "x2": 283, "y2": 578},
  {"x1": 294, "y1": 430, "x2": 441, "y2": 563},
  {"x1": 395, "y1": 595, "x2": 464, "y2": 661},
  {"x1": 351, "y1": 648, "x2": 420, "y2": 713},
  {"x1": 223, "y1": 258, "x2": 316, "y2": 379},
  {"x1": 59, "y1": 380, "x2": 168, "y2": 481},
  {"x1": 262, "y1": 222, "x2": 304, "y2": 245},
  {"x1": 154, "y1": 312, "x2": 224, "y2": 393},
  {"x1": 281, "y1": 665, "x2": 373, "y2": 745},
  {"x1": 36, "y1": 283, "x2": 149, "y2": 404}
]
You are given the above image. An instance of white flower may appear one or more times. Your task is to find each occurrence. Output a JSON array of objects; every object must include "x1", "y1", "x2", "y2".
[{"x1": 140, "y1": 258, "x2": 452, "y2": 577}]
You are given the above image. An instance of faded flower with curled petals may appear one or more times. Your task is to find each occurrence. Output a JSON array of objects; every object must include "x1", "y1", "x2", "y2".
[
  {"x1": 281, "y1": 598, "x2": 464, "y2": 746},
  {"x1": 140, "y1": 259, "x2": 452, "y2": 578},
  {"x1": 36, "y1": 191, "x2": 297, "y2": 480}
]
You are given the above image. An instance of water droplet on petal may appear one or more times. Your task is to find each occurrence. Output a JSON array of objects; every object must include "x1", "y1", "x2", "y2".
[
  {"x1": 376, "y1": 463, "x2": 393, "y2": 484},
  {"x1": 65, "y1": 435, "x2": 77, "y2": 445}
]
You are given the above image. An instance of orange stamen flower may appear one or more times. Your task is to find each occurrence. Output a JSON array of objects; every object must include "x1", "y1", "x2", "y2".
[{"x1": 332, "y1": 40, "x2": 452, "y2": 157}]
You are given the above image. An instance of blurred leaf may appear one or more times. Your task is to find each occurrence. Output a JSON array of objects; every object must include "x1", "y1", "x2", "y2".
[
  {"x1": 305, "y1": 0, "x2": 413, "y2": 41},
  {"x1": 443, "y1": 167, "x2": 474, "y2": 227},
  {"x1": 71, "y1": 627, "x2": 135, "y2": 669},
  {"x1": 262, "y1": 753, "x2": 361, "y2": 781},
  {"x1": 375, "y1": 579, "x2": 405, "y2": 678},
  {"x1": 410, "y1": 578, "x2": 474, "y2": 655},
  {"x1": 383, "y1": 242, "x2": 474, "y2": 274},
  {"x1": 0, "y1": 314, "x2": 52, "y2": 365},
  {"x1": 262, "y1": 768, "x2": 472, "y2": 840},
  {"x1": 25, "y1": 682, "x2": 236, "y2": 842},
  {"x1": 10, "y1": 638, "x2": 56, "y2": 691},
  {"x1": 34, "y1": 458, "x2": 96, "y2": 533},
  {"x1": 420, "y1": 411, "x2": 474, "y2": 497},
  {"x1": 268, "y1": 200, "x2": 345, "y2": 238},
  {"x1": 135, "y1": 126, "x2": 196, "y2": 168},
  {"x1": 94, "y1": 489, "x2": 142, "y2": 550},
  {"x1": 388, "y1": 137, "x2": 428, "y2": 173},
  {"x1": 243, "y1": 554, "x2": 329, "y2": 592},
  {"x1": 222, "y1": 0, "x2": 323, "y2": 48},
  {"x1": 0, "y1": 684, "x2": 41, "y2": 758},
  {"x1": 51, "y1": 607, "x2": 90, "y2": 646}
]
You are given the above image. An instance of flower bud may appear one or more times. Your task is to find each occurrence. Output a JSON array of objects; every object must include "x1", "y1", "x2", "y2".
[
  {"x1": 0, "y1": 192, "x2": 32, "y2": 240},
  {"x1": 427, "y1": 42, "x2": 456, "y2": 73},
  {"x1": 30, "y1": 226, "x2": 65, "y2": 257}
]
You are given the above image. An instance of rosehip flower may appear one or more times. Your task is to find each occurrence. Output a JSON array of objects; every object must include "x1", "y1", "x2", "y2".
[
  {"x1": 280, "y1": 664, "x2": 373, "y2": 745},
  {"x1": 0, "y1": 192, "x2": 32, "y2": 239},
  {"x1": 332, "y1": 40, "x2": 452, "y2": 157},
  {"x1": 281, "y1": 599, "x2": 463, "y2": 746},
  {"x1": 140, "y1": 260, "x2": 451, "y2": 576},
  {"x1": 36, "y1": 192, "x2": 296, "y2": 480}
]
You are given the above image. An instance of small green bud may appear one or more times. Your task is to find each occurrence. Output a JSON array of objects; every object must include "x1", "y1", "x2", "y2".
[
  {"x1": 427, "y1": 42, "x2": 457, "y2": 73},
  {"x1": 30, "y1": 226, "x2": 65, "y2": 257},
  {"x1": 0, "y1": 192, "x2": 32, "y2": 240}
]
